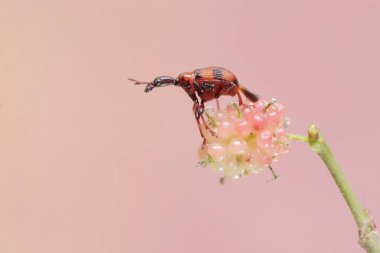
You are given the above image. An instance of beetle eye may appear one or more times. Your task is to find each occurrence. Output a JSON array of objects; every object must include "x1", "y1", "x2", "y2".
[{"x1": 153, "y1": 77, "x2": 160, "y2": 85}]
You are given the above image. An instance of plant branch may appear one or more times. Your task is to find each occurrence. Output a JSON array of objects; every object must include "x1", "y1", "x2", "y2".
[{"x1": 288, "y1": 124, "x2": 380, "y2": 253}]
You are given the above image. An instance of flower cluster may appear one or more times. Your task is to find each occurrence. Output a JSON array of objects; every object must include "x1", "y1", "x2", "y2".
[{"x1": 198, "y1": 99, "x2": 290, "y2": 182}]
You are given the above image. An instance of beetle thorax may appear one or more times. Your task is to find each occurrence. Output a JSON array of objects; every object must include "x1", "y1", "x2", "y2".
[
  {"x1": 177, "y1": 72, "x2": 192, "y2": 82},
  {"x1": 176, "y1": 72, "x2": 194, "y2": 92}
]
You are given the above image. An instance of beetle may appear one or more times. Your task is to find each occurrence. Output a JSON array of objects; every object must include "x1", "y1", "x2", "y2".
[{"x1": 129, "y1": 66, "x2": 259, "y2": 144}]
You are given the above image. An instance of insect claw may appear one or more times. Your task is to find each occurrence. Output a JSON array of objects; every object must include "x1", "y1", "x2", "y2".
[
  {"x1": 210, "y1": 130, "x2": 218, "y2": 137},
  {"x1": 201, "y1": 139, "x2": 207, "y2": 149}
]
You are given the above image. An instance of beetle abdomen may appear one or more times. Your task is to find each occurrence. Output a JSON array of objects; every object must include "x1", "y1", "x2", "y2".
[{"x1": 194, "y1": 67, "x2": 238, "y2": 84}]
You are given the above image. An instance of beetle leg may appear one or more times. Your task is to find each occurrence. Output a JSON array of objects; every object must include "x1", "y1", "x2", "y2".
[
  {"x1": 225, "y1": 83, "x2": 244, "y2": 106},
  {"x1": 215, "y1": 99, "x2": 220, "y2": 111},
  {"x1": 193, "y1": 102, "x2": 205, "y2": 138},
  {"x1": 200, "y1": 100, "x2": 217, "y2": 137},
  {"x1": 189, "y1": 94, "x2": 207, "y2": 145},
  {"x1": 236, "y1": 89, "x2": 243, "y2": 105}
]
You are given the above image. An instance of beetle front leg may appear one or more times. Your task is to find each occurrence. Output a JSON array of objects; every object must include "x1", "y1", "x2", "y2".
[{"x1": 192, "y1": 101, "x2": 207, "y2": 145}]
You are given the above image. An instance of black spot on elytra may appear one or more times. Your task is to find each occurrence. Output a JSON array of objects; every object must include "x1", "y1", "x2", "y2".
[
  {"x1": 200, "y1": 82, "x2": 214, "y2": 91},
  {"x1": 213, "y1": 68, "x2": 223, "y2": 80}
]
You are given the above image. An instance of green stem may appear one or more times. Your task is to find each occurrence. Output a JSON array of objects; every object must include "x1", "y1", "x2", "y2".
[
  {"x1": 288, "y1": 125, "x2": 380, "y2": 253},
  {"x1": 286, "y1": 133, "x2": 308, "y2": 143}
]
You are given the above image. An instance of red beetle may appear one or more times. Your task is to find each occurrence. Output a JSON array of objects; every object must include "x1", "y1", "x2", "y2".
[{"x1": 129, "y1": 66, "x2": 259, "y2": 143}]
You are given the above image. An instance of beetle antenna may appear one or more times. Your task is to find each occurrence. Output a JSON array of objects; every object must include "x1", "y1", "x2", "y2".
[{"x1": 128, "y1": 78, "x2": 151, "y2": 85}]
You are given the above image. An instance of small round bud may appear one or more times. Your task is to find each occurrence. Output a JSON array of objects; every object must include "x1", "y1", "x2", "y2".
[{"x1": 198, "y1": 99, "x2": 291, "y2": 182}]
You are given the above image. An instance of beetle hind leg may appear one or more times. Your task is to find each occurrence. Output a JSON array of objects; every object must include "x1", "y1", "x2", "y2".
[
  {"x1": 225, "y1": 83, "x2": 245, "y2": 106},
  {"x1": 236, "y1": 89, "x2": 243, "y2": 105}
]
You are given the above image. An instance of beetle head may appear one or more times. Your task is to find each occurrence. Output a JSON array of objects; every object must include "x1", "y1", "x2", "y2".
[{"x1": 129, "y1": 76, "x2": 176, "y2": 93}]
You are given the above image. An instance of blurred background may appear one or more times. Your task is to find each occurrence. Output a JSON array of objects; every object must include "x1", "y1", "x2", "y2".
[{"x1": 1, "y1": 0, "x2": 379, "y2": 252}]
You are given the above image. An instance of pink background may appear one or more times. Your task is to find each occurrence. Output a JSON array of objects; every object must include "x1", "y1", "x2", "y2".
[{"x1": 1, "y1": 0, "x2": 379, "y2": 252}]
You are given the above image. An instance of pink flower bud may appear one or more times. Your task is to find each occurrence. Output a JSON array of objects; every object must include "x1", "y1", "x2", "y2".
[
  {"x1": 217, "y1": 120, "x2": 234, "y2": 139},
  {"x1": 207, "y1": 143, "x2": 226, "y2": 162},
  {"x1": 235, "y1": 120, "x2": 251, "y2": 138},
  {"x1": 228, "y1": 138, "x2": 248, "y2": 155},
  {"x1": 249, "y1": 114, "x2": 268, "y2": 132},
  {"x1": 256, "y1": 130, "x2": 274, "y2": 147},
  {"x1": 197, "y1": 99, "x2": 291, "y2": 182}
]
